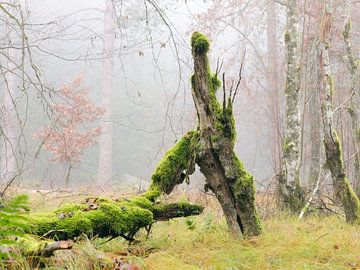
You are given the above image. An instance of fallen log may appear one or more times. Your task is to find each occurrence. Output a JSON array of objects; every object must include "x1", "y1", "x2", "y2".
[{"x1": 14, "y1": 195, "x2": 203, "y2": 242}]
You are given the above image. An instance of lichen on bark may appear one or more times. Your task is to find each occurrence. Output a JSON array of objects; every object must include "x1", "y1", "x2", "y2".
[{"x1": 278, "y1": 0, "x2": 304, "y2": 212}]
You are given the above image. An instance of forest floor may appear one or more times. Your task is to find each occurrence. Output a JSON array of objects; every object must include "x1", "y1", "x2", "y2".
[{"x1": 3, "y1": 189, "x2": 360, "y2": 270}]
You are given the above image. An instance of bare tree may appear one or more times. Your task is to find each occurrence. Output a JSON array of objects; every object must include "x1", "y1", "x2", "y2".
[
  {"x1": 97, "y1": 0, "x2": 116, "y2": 185},
  {"x1": 1, "y1": 36, "x2": 18, "y2": 187}
]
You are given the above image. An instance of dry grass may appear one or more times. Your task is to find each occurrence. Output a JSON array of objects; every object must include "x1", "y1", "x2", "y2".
[
  {"x1": 2, "y1": 190, "x2": 360, "y2": 269},
  {"x1": 139, "y1": 213, "x2": 360, "y2": 270}
]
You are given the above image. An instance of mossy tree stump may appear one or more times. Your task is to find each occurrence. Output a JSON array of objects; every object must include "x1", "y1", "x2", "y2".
[
  {"x1": 190, "y1": 32, "x2": 261, "y2": 237},
  {"x1": 147, "y1": 32, "x2": 262, "y2": 237}
]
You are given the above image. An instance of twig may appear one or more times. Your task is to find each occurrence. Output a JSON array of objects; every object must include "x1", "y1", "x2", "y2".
[
  {"x1": 299, "y1": 172, "x2": 321, "y2": 219},
  {"x1": 42, "y1": 229, "x2": 65, "y2": 238},
  {"x1": 232, "y1": 49, "x2": 246, "y2": 103},
  {"x1": 222, "y1": 72, "x2": 226, "y2": 109}
]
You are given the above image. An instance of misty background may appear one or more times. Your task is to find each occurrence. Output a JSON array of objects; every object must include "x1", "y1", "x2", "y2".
[{"x1": 1, "y1": 0, "x2": 292, "y2": 191}]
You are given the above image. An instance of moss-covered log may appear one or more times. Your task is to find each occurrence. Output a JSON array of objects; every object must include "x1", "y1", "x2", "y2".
[{"x1": 13, "y1": 195, "x2": 203, "y2": 242}]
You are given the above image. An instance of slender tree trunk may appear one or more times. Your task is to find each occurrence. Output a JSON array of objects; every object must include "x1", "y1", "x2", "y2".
[
  {"x1": 320, "y1": 0, "x2": 360, "y2": 223},
  {"x1": 342, "y1": 0, "x2": 360, "y2": 196},
  {"x1": 266, "y1": 0, "x2": 282, "y2": 173},
  {"x1": 65, "y1": 163, "x2": 72, "y2": 188},
  {"x1": 308, "y1": 44, "x2": 322, "y2": 186},
  {"x1": 1, "y1": 42, "x2": 18, "y2": 187},
  {"x1": 97, "y1": 0, "x2": 116, "y2": 185},
  {"x1": 278, "y1": 0, "x2": 304, "y2": 211}
]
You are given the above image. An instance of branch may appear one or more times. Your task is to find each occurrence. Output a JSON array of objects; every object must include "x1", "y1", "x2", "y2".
[{"x1": 231, "y1": 49, "x2": 246, "y2": 103}]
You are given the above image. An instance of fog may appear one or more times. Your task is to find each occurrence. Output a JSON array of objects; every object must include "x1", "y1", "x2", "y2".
[{"x1": 1, "y1": 0, "x2": 288, "y2": 191}]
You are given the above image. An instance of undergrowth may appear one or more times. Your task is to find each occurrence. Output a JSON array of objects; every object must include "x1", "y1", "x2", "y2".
[{"x1": 1, "y1": 192, "x2": 360, "y2": 269}]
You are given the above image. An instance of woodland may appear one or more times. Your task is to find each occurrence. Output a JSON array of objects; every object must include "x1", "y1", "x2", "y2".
[{"x1": 0, "y1": 0, "x2": 360, "y2": 269}]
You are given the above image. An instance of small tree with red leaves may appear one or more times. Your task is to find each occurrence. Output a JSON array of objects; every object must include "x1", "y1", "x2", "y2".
[{"x1": 33, "y1": 75, "x2": 105, "y2": 187}]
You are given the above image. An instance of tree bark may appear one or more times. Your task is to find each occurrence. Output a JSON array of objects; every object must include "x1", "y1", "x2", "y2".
[
  {"x1": 320, "y1": 0, "x2": 360, "y2": 224},
  {"x1": 278, "y1": 0, "x2": 304, "y2": 212},
  {"x1": 266, "y1": 0, "x2": 282, "y2": 174},
  {"x1": 97, "y1": 0, "x2": 116, "y2": 185},
  {"x1": 190, "y1": 32, "x2": 261, "y2": 237},
  {"x1": 342, "y1": 0, "x2": 360, "y2": 197},
  {"x1": 308, "y1": 44, "x2": 322, "y2": 186}
]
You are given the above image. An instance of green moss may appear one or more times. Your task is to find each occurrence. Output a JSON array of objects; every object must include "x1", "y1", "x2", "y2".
[
  {"x1": 16, "y1": 235, "x2": 48, "y2": 255},
  {"x1": 190, "y1": 32, "x2": 221, "y2": 118},
  {"x1": 342, "y1": 19, "x2": 352, "y2": 39},
  {"x1": 18, "y1": 198, "x2": 156, "y2": 240},
  {"x1": 153, "y1": 202, "x2": 204, "y2": 219},
  {"x1": 329, "y1": 75, "x2": 334, "y2": 100},
  {"x1": 191, "y1": 32, "x2": 210, "y2": 54},
  {"x1": 98, "y1": 203, "x2": 153, "y2": 235},
  {"x1": 284, "y1": 30, "x2": 290, "y2": 43},
  {"x1": 121, "y1": 196, "x2": 154, "y2": 211},
  {"x1": 54, "y1": 203, "x2": 88, "y2": 214},
  {"x1": 142, "y1": 186, "x2": 161, "y2": 202},
  {"x1": 283, "y1": 137, "x2": 292, "y2": 157},
  {"x1": 217, "y1": 102, "x2": 236, "y2": 145},
  {"x1": 150, "y1": 131, "x2": 198, "y2": 194},
  {"x1": 233, "y1": 156, "x2": 254, "y2": 190},
  {"x1": 209, "y1": 74, "x2": 222, "y2": 116}
]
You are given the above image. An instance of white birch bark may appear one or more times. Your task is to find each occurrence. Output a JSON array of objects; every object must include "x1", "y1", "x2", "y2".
[
  {"x1": 279, "y1": 0, "x2": 303, "y2": 210},
  {"x1": 97, "y1": 0, "x2": 116, "y2": 185}
]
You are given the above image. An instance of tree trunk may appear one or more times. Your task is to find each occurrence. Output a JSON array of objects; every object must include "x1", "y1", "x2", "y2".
[
  {"x1": 1, "y1": 38, "x2": 18, "y2": 188},
  {"x1": 97, "y1": 0, "x2": 116, "y2": 185},
  {"x1": 320, "y1": 0, "x2": 360, "y2": 224},
  {"x1": 278, "y1": 0, "x2": 304, "y2": 212},
  {"x1": 64, "y1": 162, "x2": 72, "y2": 188},
  {"x1": 190, "y1": 32, "x2": 261, "y2": 237},
  {"x1": 342, "y1": 0, "x2": 360, "y2": 197},
  {"x1": 266, "y1": 0, "x2": 282, "y2": 174},
  {"x1": 308, "y1": 44, "x2": 322, "y2": 186}
]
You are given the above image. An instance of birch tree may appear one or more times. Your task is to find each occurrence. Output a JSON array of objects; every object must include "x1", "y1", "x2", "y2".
[{"x1": 278, "y1": 0, "x2": 304, "y2": 211}]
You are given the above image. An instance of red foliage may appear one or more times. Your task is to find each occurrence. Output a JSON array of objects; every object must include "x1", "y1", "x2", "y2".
[{"x1": 33, "y1": 75, "x2": 105, "y2": 164}]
